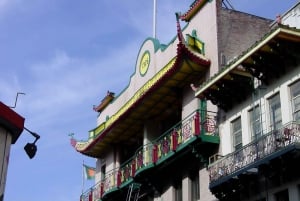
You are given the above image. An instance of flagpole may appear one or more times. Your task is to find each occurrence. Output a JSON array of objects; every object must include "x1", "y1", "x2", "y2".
[
  {"x1": 82, "y1": 160, "x2": 85, "y2": 195},
  {"x1": 153, "y1": 0, "x2": 157, "y2": 38}
]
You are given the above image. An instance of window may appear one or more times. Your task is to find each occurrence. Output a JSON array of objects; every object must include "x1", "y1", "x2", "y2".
[
  {"x1": 275, "y1": 189, "x2": 289, "y2": 201},
  {"x1": 101, "y1": 164, "x2": 106, "y2": 180},
  {"x1": 291, "y1": 80, "x2": 300, "y2": 122},
  {"x1": 232, "y1": 117, "x2": 242, "y2": 150},
  {"x1": 268, "y1": 93, "x2": 282, "y2": 130},
  {"x1": 249, "y1": 105, "x2": 262, "y2": 140},
  {"x1": 190, "y1": 172, "x2": 200, "y2": 201}
]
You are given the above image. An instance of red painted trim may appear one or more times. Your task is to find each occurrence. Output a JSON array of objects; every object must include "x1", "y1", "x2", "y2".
[
  {"x1": 180, "y1": 0, "x2": 209, "y2": 22},
  {"x1": 0, "y1": 102, "x2": 25, "y2": 144},
  {"x1": 194, "y1": 112, "x2": 200, "y2": 136},
  {"x1": 172, "y1": 130, "x2": 178, "y2": 151},
  {"x1": 152, "y1": 144, "x2": 158, "y2": 163}
]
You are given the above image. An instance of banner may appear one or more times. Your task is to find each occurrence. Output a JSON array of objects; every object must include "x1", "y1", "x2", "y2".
[{"x1": 83, "y1": 164, "x2": 95, "y2": 180}]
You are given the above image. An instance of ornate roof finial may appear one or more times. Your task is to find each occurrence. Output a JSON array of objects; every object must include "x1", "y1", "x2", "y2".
[
  {"x1": 176, "y1": 12, "x2": 184, "y2": 44},
  {"x1": 276, "y1": 14, "x2": 282, "y2": 24}
]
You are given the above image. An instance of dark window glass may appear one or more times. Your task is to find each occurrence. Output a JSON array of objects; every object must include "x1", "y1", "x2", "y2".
[
  {"x1": 249, "y1": 105, "x2": 262, "y2": 140},
  {"x1": 232, "y1": 117, "x2": 242, "y2": 150},
  {"x1": 291, "y1": 81, "x2": 300, "y2": 121},
  {"x1": 275, "y1": 189, "x2": 289, "y2": 201},
  {"x1": 269, "y1": 93, "x2": 282, "y2": 130},
  {"x1": 191, "y1": 173, "x2": 200, "y2": 201}
]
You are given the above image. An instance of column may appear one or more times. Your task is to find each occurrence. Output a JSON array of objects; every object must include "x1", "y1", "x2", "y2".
[{"x1": 289, "y1": 185, "x2": 300, "y2": 201}]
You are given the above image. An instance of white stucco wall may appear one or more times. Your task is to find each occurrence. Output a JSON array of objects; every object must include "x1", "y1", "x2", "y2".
[
  {"x1": 199, "y1": 168, "x2": 217, "y2": 201},
  {"x1": 0, "y1": 127, "x2": 12, "y2": 201},
  {"x1": 218, "y1": 62, "x2": 300, "y2": 156},
  {"x1": 185, "y1": 1, "x2": 219, "y2": 77},
  {"x1": 281, "y1": 2, "x2": 300, "y2": 28}
]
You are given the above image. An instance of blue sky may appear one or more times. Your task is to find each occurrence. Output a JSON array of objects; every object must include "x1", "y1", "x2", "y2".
[{"x1": 0, "y1": 0, "x2": 297, "y2": 200}]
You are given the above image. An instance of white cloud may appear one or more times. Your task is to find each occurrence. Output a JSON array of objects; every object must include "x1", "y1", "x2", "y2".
[
  {"x1": 0, "y1": 0, "x2": 21, "y2": 16},
  {"x1": 15, "y1": 38, "x2": 138, "y2": 134},
  {"x1": 0, "y1": 0, "x2": 12, "y2": 9}
]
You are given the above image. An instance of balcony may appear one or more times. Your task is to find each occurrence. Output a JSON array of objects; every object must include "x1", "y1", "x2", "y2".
[
  {"x1": 208, "y1": 121, "x2": 300, "y2": 199},
  {"x1": 80, "y1": 109, "x2": 219, "y2": 201}
]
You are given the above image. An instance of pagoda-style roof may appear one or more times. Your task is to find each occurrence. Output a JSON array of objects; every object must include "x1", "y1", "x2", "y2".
[
  {"x1": 195, "y1": 25, "x2": 300, "y2": 111},
  {"x1": 93, "y1": 91, "x2": 115, "y2": 113},
  {"x1": 72, "y1": 18, "x2": 211, "y2": 157}
]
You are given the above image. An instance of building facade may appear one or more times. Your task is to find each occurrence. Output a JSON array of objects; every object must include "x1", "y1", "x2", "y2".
[
  {"x1": 0, "y1": 102, "x2": 25, "y2": 201},
  {"x1": 196, "y1": 2, "x2": 300, "y2": 201},
  {"x1": 71, "y1": 0, "x2": 299, "y2": 200}
]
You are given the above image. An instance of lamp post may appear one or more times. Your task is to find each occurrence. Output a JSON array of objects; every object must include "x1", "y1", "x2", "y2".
[{"x1": 23, "y1": 127, "x2": 40, "y2": 159}]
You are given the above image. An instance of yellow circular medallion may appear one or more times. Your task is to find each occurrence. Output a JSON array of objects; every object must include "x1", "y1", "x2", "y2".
[{"x1": 139, "y1": 51, "x2": 150, "y2": 76}]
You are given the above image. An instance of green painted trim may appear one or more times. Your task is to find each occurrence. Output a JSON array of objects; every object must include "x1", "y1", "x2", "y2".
[
  {"x1": 200, "y1": 99, "x2": 207, "y2": 136},
  {"x1": 175, "y1": 136, "x2": 198, "y2": 152},
  {"x1": 201, "y1": 135, "x2": 220, "y2": 143},
  {"x1": 101, "y1": 186, "x2": 119, "y2": 198},
  {"x1": 186, "y1": 30, "x2": 206, "y2": 55},
  {"x1": 119, "y1": 178, "x2": 133, "y2": 189},
  {"x1": 155, "y1": 151, "x2": 175, "y2": 166},
  {"x1": 135, "y1": 163, "x2": 155, "y2": 176}
]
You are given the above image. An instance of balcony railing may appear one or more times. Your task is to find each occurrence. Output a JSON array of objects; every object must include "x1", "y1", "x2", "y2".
[
  {"x1": 208, "y1": 121, "x2": 300, "y2": 187},
  {"x1": 80, "y1": 109, "x2": 218, "y2": 201}
]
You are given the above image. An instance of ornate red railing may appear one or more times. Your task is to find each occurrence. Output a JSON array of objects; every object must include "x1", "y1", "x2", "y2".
[{"x1": 81, "y1": 109, "x2": 218, "y2": 201}]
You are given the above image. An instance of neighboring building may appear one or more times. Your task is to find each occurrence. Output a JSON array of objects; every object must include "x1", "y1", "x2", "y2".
[
  {"x1": 0, "y1": 102, "x2": 25, "y2": 201},
  {"x1": 71, "y1": 0, "x2": 299, "y2": 201},
  {"x1": 280, "y1": 2, "x2": 300, "y2": 28},
  {"x1": 195, "y1": 2, "x2": 300, "y2": 201}
]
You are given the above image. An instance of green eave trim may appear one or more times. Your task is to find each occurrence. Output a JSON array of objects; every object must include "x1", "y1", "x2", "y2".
[
  {"x1": 176, "y1": 136, "x2": 198, "y2": 152},
  {"x1": 101, "y1": 186, "x2": 119, "y2": 198},
  {"x1": 118, "y1": 178, "x2": 133, "y2": 189},
  {"x1": 155, "y1": 151, "x2": 176, "y2": 166},
  {"x1": 201, "y1": 134, "x2": 220, "y2": 144},
  {"x1": 135, "y1": 163, "x2": 155, "y2": 177}
]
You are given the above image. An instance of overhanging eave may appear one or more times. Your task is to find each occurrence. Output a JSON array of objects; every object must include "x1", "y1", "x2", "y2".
[{"x1": 195, "y1": 26, "x2": 300, "y2": 111}]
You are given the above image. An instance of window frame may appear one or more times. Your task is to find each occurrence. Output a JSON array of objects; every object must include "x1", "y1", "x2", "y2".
[
  {"x1": 290, "y1": 80, "x2": 300, "y2": 122},
  {"x1": 249, "y1": 105, "x2": 262, "y2": 140},
  {"x1": 174, "y1": 179, "x2": 182, "y2": 201},
  {"x1": 268, "y1": 93, "x2": 282, "y2": 131},
  {"x1": 231, "y1": 117, "x2": 242, "y2": 151},
  {"x1": 190, "y1": 172, "x2": 200, "y2": 201}
]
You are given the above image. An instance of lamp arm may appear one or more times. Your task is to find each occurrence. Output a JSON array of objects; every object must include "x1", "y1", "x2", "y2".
[{"x1": 24, "y1": 127, "x2": 41, "y2": 141}]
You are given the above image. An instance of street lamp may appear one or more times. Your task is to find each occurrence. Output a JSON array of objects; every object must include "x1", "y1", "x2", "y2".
[{"x1": 23, "y1": 127, "x2": 40, "y2": 159}]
